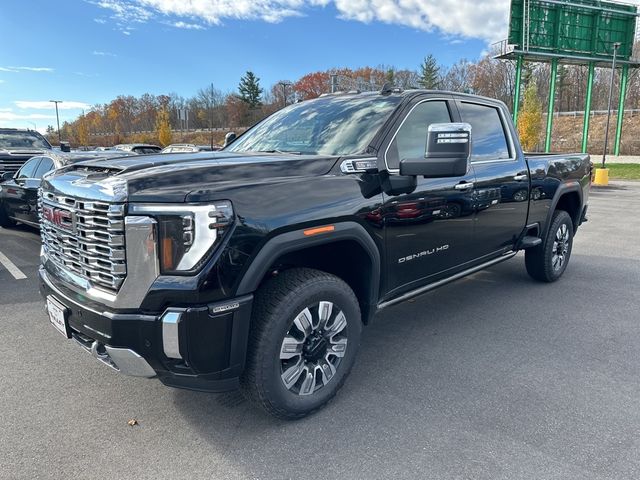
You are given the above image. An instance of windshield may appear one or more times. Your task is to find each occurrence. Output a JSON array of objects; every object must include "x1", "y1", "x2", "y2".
[
  {"x1": 227, "y1": 95, "x2": 402, "y2": 156},
  {"x1": 0, "y1": 131, "x2": 51, "y2": 150}
]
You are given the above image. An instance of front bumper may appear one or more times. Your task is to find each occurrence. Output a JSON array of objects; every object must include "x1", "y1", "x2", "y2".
[{"x1": 39, "y1": 267, "x2": 253, "y2": 392}]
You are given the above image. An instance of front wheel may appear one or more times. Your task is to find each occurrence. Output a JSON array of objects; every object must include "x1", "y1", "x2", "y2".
[
  {"x1": 525, "y1": 210, "x2": 574, "y2": 282},
  {"x1": 0, "y1": 202, "x2": 16, "y2": 228},
  {"x1": 241, "y1": 268, "x2": 362, "y2": 419}
]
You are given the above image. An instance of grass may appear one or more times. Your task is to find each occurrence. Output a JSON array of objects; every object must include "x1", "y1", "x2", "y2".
[{"x1": 602, "y1": 163, "x2": 640, "y2": 180}]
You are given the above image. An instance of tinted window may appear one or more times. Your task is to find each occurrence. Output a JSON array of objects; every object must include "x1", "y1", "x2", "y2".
[
  {"x1": 459, "y1": 103, "x2": 510, "y2": 162},
  {"x1": 16, "y1": 158, "x2": 41, "y2": 179},
  {"x1": 34, "y1": 157, "x2": 54, "y2": 178},
  {"x1": 386, "y1": 100, "x2": 451, "y2": 170},
  {"x1": 227, "y1": 95, "x2": 402, "y2": 156},
  {"x1": 0, "y1": 131, "x2": 51, "y2": 149}
]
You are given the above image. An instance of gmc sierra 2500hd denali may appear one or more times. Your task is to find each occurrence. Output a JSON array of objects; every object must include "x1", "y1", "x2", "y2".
[{"x1": 38, "y1": 89, "x2": 590, "y2": 419}]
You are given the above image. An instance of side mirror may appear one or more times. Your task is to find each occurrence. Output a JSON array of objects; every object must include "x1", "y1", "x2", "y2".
[
  {"x1": 60, "y1": 141, "x2": 71, "y2": 153},
  {"x1": 399, "y1": 123, "x2": 471, "y2": 178},
  {"x1": 223, "y1": 132, "x2": 237, "y2": 148},
  {"x1": 1, "y1": 171, "x2": 14, "y2": 182}
]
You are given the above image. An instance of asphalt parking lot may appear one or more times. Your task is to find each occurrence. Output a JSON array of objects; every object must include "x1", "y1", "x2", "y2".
[{"x1": 1, "y1": 182, "x2": 640, "y2": 480}]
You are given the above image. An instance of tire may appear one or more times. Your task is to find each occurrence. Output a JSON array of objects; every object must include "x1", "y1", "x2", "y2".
[
  {"x1": 0, "y1": 202, "x2": 16, "y2": 228},
  {"x1": 241, "y1": 268, "x2": 362, "y2": 419},
  {"x1": 525, "y1": 210, "x2": 574, "y2": 283}
]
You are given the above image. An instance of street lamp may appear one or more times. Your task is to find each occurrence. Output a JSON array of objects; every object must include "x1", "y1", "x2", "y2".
[
  {"x1": 602, "y1": 42, "x2": 621, "y2": 169},
  {"x1": 49, "y1": 100, "x2": 63, "y2": 143}
]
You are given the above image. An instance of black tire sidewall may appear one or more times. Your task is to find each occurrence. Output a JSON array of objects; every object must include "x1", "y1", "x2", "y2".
[
  {"x1": 256, "y1": 277, "x2": 361, "y2": 416},
  {"x1": 544, "y1": 211, "x2": 574, "y2": 281}
]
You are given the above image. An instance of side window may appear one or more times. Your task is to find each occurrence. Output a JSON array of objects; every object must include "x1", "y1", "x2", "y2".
[
  {"x1": 459, "y1": 102, "x2": 511, "y2": 162},
  {"x1": 386, "y1": 100, "x2": 451, "y2": 170},
  {"x1": 16, "y1": 158, "x2": 41, "y2": 179},
  {"x1": 34, "y1": 157, "x2": 54, "y2": 178}
]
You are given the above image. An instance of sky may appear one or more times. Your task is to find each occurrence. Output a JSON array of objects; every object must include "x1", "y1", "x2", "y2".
[{"x1": 0, "y1": 0, "x2": 514, "y2": 133}]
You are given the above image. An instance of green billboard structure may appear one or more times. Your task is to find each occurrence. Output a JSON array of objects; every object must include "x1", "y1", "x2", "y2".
[{"x1": 495, "y1": 0, "x2": 639, "y2": 154}]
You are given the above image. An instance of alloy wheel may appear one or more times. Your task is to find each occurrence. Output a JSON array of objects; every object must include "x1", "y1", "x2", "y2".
[{"x1": 279, "y1": 301, "x2": 348, "y2": 396}]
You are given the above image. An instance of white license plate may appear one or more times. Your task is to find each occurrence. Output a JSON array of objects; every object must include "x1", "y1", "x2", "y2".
[{"x1": 47, "y1": 297, "x2": 69, "y2": 338}]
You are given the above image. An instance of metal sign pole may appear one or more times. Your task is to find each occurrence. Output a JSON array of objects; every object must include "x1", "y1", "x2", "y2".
[
  {"x1": 614, "y1": 63, "x2": 629, "y2": 156},
  {"x1": 513, "y1": 56, "x2": 523, "y2": 123},
  {"x1": 545, "y1": 58, "x2": 558, "y2": 153},
  {"x1": 581, "y1": 63, "x2": 595, "y2": 154},
  {"x1": 602, "y1": 42, "x2": 620, "y2": 168}
]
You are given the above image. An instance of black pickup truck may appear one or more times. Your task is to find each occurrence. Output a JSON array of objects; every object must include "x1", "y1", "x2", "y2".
[
  {"x1": 0, "y1": 128, "x2": 53, "y2": 176},
  {"x1": 38, "y1": 90, "x2": 590, "y2": 419}
]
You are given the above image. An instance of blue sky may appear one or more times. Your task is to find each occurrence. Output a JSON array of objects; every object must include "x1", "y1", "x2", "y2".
[{"x1": 0, "y1": 0, "x2": 509, "y2": 132}]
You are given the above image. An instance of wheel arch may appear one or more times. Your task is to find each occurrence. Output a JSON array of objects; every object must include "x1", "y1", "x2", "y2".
[
  {"x1": 235, "y1": 222, "x2": 381, "y2": 324},
  {"x1": 544, "y1": 182, "x2": 583, "y2": 236}
]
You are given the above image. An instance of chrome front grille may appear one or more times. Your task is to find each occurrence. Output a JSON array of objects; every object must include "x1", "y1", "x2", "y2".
[{"x1": 39, "y1": 191, "x2": 126, "y2": 292}]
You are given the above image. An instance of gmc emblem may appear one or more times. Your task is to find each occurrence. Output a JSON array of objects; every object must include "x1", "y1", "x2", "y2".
[{"x1": 42, "y1": 205, "x2": 76, "y2": 233}]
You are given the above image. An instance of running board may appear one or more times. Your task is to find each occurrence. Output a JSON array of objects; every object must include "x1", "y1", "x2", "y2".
[{"x1": 377, "y1": 252, "x2": 518, "y2": 311}]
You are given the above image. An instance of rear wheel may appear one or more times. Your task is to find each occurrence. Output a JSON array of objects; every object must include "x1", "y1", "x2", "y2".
[
  {"x1": 0, "y1": 202, "x2": 16, "y2": 228},
  {"x1": 241, "y1": 268, "x2": 362, "y2": 419},
  {"x1": 525, "y1": 210, "x2": 574, "y2": 282}
]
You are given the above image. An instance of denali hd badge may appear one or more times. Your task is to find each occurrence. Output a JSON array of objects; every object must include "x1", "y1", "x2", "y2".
[{"x1": 398, "y1": 245, "x2": 449, "y2": 264}]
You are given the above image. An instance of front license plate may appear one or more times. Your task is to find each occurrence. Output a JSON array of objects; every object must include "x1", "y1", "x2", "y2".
[{"x1": 47, "y1": 297, "x2": 70, "y2": 338}]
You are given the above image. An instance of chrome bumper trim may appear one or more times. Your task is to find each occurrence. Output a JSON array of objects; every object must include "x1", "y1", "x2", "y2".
[
  {"x1": 161, "y1": 310, "x2": 183, "y2": 360},
  {"x1": 72, "y1": 335, "x2": 156, "y2": 378}
]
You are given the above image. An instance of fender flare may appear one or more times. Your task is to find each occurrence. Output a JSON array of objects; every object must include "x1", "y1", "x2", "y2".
[
  {"x1": 235, "y1": 221, "x2": 381, "y2": 317},
  {"x1": 543, "y1": 181, "x2": 583, "y2": 237}
]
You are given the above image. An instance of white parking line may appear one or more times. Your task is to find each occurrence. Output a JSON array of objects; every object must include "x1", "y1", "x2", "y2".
[{"x1": 0, "y1": 250, "x2": 27, "y2": 280}]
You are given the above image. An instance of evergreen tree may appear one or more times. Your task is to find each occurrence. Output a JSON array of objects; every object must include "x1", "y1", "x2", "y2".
[
  {"x1": 419, "y1": 54, "x2": 440, "y2": 89},
  {"x1": 238, "y1": 71, "x2": 263, "y2": 108}
]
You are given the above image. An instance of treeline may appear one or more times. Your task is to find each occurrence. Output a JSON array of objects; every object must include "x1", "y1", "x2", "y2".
[{"x1": 50, "y1": 50, "x2": 640, "y2": 149}]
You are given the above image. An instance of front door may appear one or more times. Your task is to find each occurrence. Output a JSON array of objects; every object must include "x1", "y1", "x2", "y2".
[{"x1": 380, "y1": 97, "x2": 477, "y2": 299}]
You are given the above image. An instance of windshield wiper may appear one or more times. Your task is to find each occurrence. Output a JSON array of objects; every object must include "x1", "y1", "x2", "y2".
[{"x1": 255, "y1": 149, "x2": 302, "y2": 155}]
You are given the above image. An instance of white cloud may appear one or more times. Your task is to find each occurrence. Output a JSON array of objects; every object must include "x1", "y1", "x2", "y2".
[
  {"x1": 14, "y1": 101, "x2": 92, "y2": 110},
  {"x1": 0, "y1": 111, "x2": 56, "y2": 121},
  {"x1": 94, "y1": 17, "x2": 107, "y2": 23},
  {"x1": 91, "y1": 0, "x2": 511, "y2": 41},
  {"x1": 0, "y1": 66, "x2": 54, "y2": 73},
  {"x1": 170, "y1": 21, "x2": 206, "y2": 30},
  {"x1": 92, "y1": 50, "x2": 117, "y2": 57}
]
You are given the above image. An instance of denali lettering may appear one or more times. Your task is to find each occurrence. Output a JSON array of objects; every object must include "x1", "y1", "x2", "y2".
[{"x1": 398, "y1": 245, "x2": 450, "y2": 264}]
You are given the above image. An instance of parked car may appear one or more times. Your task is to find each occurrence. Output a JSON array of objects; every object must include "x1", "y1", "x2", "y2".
[
  {"x1": 161, "y1": 144, "x2": 217, "y2": 153},
  {"x1": 0, "y1": 128, "x2": 53, "y2": 176},
  {"x1": 114, "y1": 143, "x2": 162, "y2": 154},
  {"x1": 38, "y1": 90, "x2": 590, "y2": 419},
  {"x1": 0, "y1": 151, "x2": 131, "y2": 228}
]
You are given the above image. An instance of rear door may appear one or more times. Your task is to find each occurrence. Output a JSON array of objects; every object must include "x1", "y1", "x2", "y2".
[
  {"x1": 455, "y1": 100, "x2": 529, "y2": 258},
  {"x1": 380, "y1": 96, "x2": 477, "y2": 299}
]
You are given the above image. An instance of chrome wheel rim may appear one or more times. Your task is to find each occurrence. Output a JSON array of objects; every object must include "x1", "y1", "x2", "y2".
[
  {"x1": 552, "y1": 223, "x2": 570, "y2": 272},
  {"x1": 279, "y1": 301, "x2": 348, "y2": 396}
]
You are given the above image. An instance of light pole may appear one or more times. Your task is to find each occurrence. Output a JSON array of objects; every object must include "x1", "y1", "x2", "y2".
[
  {"x1": 277, "y1": 81, "x2": 292, "y2": 108},
  {"x1": 49, "y1": 100, "x2": 63, "y2": 143},
  {"x1": 602, "y1": 42, "x2": 621, "y2": 169}
]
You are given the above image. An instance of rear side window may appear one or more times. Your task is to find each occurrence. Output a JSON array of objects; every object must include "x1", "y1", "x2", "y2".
[
  {"x1": 386, "y1": 100, "x2": 452, "y2": 170},
  {"x1": 34, "y1": 157, "x2": 54, "y2": 178},
  {"x1": 459, "y1": 102, "x2": 511, "y2": 162},
  {"x1": 16, "y1": 157, "x2": 41, "y2": 179}
]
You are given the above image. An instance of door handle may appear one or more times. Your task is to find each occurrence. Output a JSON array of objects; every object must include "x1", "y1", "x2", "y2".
[
  {"x1": 454, "y1": 182, "x2": 474, "y2": 190},
  {"x1": 513, "y1": 174, "x2": 528, "y2": 181}
]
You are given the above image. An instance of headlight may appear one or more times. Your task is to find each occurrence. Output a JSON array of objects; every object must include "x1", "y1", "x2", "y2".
[{"x1": 129, "y1": 201, "x2": 234, "y2": 274}]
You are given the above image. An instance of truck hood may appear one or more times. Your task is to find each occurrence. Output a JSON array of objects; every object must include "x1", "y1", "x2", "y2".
[{"x1": 47, "y1": 152, "x2": 341, "y2": 203}]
